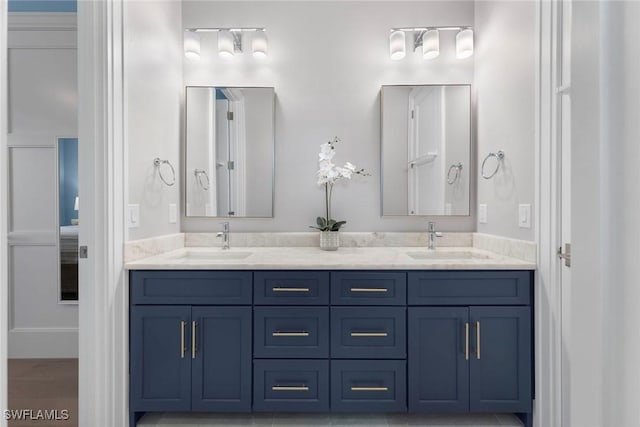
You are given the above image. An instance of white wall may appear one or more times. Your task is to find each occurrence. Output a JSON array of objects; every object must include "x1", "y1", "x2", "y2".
[
  {"x1": 475, "y1": 1, "x2": 536, "y2": 240},
  {"x1": 599, "y1": 2, "x2": 640, "y2": 426},
  {"x1": 125, "y1": 1, "x2": 182, "y2": 241},
  {"x1": 6, "y1": 13, "x2": 78, "y2": 358},
  {"x1": 444, "y1": 85, "x2": 471, "y2": 215},
  {"x1": 182, "y1": 1, "x2": 475, "y2": 232}
]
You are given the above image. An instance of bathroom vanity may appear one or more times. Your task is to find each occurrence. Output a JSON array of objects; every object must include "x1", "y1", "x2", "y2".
[{"x1": 126, "y1": 247, "x2": 535, "y2": 427}]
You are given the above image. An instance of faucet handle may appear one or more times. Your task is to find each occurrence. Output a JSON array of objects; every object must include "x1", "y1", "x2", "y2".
[{"x1": 428, "y1": 221, "x2": 436, "y2": 232}]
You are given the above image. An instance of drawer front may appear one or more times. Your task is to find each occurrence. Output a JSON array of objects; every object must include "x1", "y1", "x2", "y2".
[
  {"x1": 254, "y1": 271, "x2": 329, "y2": 305},
  {"x1": 331, "y1": 272, "x2": 406, "y2": 305},
  {"x1": 130, "y1": 271, "x2": 252, "y2": 305},
  {"x1": 253, "y1": 359, "x2": 329, "y2": 412},
  {"x1": 331, "y1": 360, "x2": 407, "y2": 412},
  {"x1": 408, "y1": 271, "x2": 532, "y2": 306},
  {"x1": 254, "y1": 307, "x2": 329, "y2": 358},
  {"x1": 331, "y1": 307, "x2": 406, "y2": 359}
]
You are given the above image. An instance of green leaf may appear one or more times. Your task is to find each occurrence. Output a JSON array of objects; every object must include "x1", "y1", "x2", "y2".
[
  {"x1": 316, "y1": 216, "x2": 327, "y2": 228},
  {"x1": 331, "y1": 221, "x2": 346, "y2": 231}
]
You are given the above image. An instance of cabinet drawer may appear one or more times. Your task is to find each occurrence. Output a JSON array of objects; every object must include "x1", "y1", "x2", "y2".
[
  {"x1": 130, "y1": 271, "x2": 252, "y2": 305},
  {"x1": 331, "y1": 272, "x2": 406, "y2": 305},
  {"x1": 253, "y1": 360, "x2": 329, "y2": 412},
  {"x1": 331, "y1": 307, "x2": 406, "y2": 359},
  {"x1": 408, "y1": 271, "x2": 532, "y2": 306},
  {"x1": 254, "y1": 271, "x2": 329, "y2": 305},
  {"x1": 331, "y1": 360, "x2": 406, "y2": 412},
  {"x1": 254, "y1": 307, "x2": 329, "y2": 358}
]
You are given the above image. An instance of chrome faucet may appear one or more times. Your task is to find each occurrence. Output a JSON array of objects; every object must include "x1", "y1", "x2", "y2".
[
  {"x1": 427, "y1": 222, "x2": 442, "y2": 250},
  {"x1": 216, "y1": 222, "x2": 230, "y2": 250}
]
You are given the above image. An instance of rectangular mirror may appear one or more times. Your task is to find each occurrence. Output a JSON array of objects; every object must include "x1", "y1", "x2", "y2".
[
  {"x1": 381, "y1": 85, "x2": 471, "y2": 216},
  {"x1": 185, "y1": 86, "x2": 274, "y2": 217},
  {"x1": 58, "y1": 137, "x2": 79, "y2": 302}
]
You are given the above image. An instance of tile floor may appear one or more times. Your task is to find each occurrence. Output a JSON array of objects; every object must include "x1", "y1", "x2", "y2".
[
  {"x1": 7, "y1": 359, "x2": 523, "y2": 427},
  {"x1": 7, "y1": 359, "x2": 78, "y2": 427},
  {"x1": 138, "y1": 412, "x2": 523, "y2": 427}
]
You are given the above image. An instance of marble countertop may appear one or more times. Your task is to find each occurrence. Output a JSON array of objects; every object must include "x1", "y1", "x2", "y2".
[{"x1": 124, "y1": 246, "x2": 536, "y2": 271}]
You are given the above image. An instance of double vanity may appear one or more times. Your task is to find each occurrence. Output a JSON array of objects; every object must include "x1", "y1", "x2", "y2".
[{"x1": 126, "y1": 242, "x2": 535, "y2": 427}]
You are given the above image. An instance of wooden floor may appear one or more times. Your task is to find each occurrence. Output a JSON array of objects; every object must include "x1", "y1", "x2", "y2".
[{"x1": 7, "y1": 359, "x2": 78, "y2": 427}]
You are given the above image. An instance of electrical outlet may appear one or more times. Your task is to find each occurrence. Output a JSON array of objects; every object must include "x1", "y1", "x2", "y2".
[
  {"x1": 519, "y1": 204, "x2": 531, "y2": 228},
  {"x1": 169, "y1": 204, "x2": 177, "y2": 224},
  {"x1": 127, "y1": 204, "x2": 140, "y2": 228},
  {"x1": 479, "y1": 204, "x2": 488, "y2": 224}
]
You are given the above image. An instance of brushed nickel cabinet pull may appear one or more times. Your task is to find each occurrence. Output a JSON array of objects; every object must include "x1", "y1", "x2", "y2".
[
  {"x1": 350, "y1": 332, "x2": 388, "y2": 337},
  {"x1": 272, "y1": 331, "x2": 310, "y2": 337},
  {"x1": 476, "y1": 320, "x2": 481, "y2": 359},
  {"x1": 272, "y1": 287, "x2": 310, "y2": 292},
  {"x1": 351, "y1": 387, "x2": 389, "y2": 391},
  {"x1": 465, "y1": 322, "x2": 470, "y2": 361},
  {"x1": 192, "y1": 321, "x2": 197, "y2": 359},
  {"x1": 272, "y1": 385, "x2": 309, "y2": 391},
  {"x1": 350, "y1": 287, "x2": 388, "y2": 293},
  {"x1": 180, "y1": 320, "x2": 186, "y2": 359}
]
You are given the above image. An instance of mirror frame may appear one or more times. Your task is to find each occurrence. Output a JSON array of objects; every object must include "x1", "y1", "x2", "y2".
[
  {"x1": 183, "y1": 85, "x2": 276, "y2": 219},
  {"x1": 380, "y1": 84, "x2": 473, "y2": 217}
]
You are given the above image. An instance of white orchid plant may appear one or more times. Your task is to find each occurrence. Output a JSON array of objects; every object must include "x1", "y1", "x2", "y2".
[{"x1": 311, "y1": 137, "x2": 369, "y2": 232}]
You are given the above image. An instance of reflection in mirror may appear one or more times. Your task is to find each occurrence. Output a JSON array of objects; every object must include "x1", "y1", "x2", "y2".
[
  {"x1": 58, "y1": 137, "x2": 79, "y2": 302},
  {"x1": 185, "y1": 86, "x2": 274, "y2": 217},
  {"x1": 381, "y1": 85, "x2": 471, "y2": 216}
]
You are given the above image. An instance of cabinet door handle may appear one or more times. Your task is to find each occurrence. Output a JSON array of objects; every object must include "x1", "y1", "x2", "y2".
[
  {"x1": 272, "y1": 385, "x2": 309, "y2": 391},
  {"x1": 180, "y1": 320, "x2": 186, "y2": 359},
  {"x1": 351, "y1": 386, "x2": 388, "y2": 392},
  {"x1": 476, "y1": 320, "x2": 481, "y2": 359},
  {"x1": 465, "y1": 322, "x2": 469, "y2": 361},
  {"x1": 272, "y1": 331, "x2": 310, "y2": 337},
  {"x1": 272, "y1": 287, "x2": 310, "y2": 292},
  {"x1": 192, "y1": 321, "x2": 197, "y2": 359},
  {"x1": 350, "y1": 287, "x2": 388, "y2": 293},
  {"x1": 350, "y1": 332, "x2": 388, "y2": 337}
]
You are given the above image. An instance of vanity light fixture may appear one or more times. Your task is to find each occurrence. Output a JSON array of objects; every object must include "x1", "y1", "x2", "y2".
[
  {"x1": 183, "y1": 27, "x2": 268, "y2": 59},
  {"x1": 252, "y1": 29, "x2": 268, "y2": 57},
  {"x1": 389, "y1": 26, "x2": 473, "y2": 60},
  {"x1": 183, "y1": 30, "x2": 201, "y2": 61},
  {"x1": 389, "y1": 30, "x2": 406, "y2": 60},
  {"x1": 421, "y1": 29, "x2": 440, "y2": 60},
  {"x1": 456, "y1": 28, "x2": 474, "y2": 59}
]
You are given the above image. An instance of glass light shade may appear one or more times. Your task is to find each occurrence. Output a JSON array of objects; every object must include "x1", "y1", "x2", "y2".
[
  {"x1": 252, "y1": 30, "x2": 268, "y2": 57},
  {"x1": 218, "y1": 30, "x2": 235, "y2": 58},
  {"x1": 422, "y1": 29, "x2": 440, "y2": 60},
  {"x1": 456, "y1": 28, "x2": 474, "y2": 59},
  {"x1": 184, "y1": 31, "x2": 201, "y2": 60},
  {"x1": 389, "y1": 30, "x2": 406, "y2": 60}
]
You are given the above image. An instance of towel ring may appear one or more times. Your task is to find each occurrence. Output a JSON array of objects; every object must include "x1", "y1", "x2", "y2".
[
  {"x1": 447, "y1": 162, "x2": 463, "y2": 185},
  {"x1": 153, "y1": 158, "x2": 176, "y2": 186},
  {"x1": 194, "y1": 169, "x2": 210, "y2": 191},
  {"x1": 481, "y1": 150, "x2": 505, "y2": 179}
]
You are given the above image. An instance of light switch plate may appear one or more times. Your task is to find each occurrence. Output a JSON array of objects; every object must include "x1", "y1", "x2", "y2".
[
  {"x1": 127, "y1": 204, "x2": 140, "y2": 228},
  {"x1": 169, "y1": 204, "x2": 177, "y2": 224},
  {"x1": 479, "y1": 204, "x2": 488, "y2": 224},
  {"x1": 519, "y1": 204, "x2": 531, "y2": 228}
]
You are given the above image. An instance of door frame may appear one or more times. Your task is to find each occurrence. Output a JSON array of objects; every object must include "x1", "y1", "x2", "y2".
[
  {"x1": 1, "y1": 4, "x2": 9, "y2": 427},
  {"x1": 77, "y1": 0, "x2": 127, "y2": 426},
  {"x1": 535, "y1": 0, "x2": 565, "y2": 426}
]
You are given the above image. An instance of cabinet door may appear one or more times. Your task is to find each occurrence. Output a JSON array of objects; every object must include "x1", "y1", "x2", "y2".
[
  {"x1": 191, "y1": 306, "x2": 252, "y2": 412},
  {"x1": 130, "y1": 306, "x2": 191, "y2": 411},
  {"x1": 469, "y1": 306, "x2": 532, "y2": 413},
  {"x1": 408, "y1": 307, "x2": 469, "y2": 412}
]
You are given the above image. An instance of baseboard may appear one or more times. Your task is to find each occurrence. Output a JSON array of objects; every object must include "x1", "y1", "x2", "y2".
[{"x1": 8, "y1": 327, "x2": 78, "y2": 358}]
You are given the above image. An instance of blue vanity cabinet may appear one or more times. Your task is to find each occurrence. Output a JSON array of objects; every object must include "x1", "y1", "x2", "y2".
[
  {"x1": 407, "y1": 271, "x2": 533, "y2": 418},
  {"x1": 191, "y1": 306, "x2": 252, "y2": 412},
  {"x1": 130, "y1": 306, "x2": 192, "y2": 412}
]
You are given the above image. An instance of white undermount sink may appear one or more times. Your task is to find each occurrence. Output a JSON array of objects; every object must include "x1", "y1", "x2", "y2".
[
  {"x1": 169, "y1": 250, "x2": 253, "y2": 261},
  {"x1": 405, "y1": 250, "x2": 490, "y2": 260}
]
